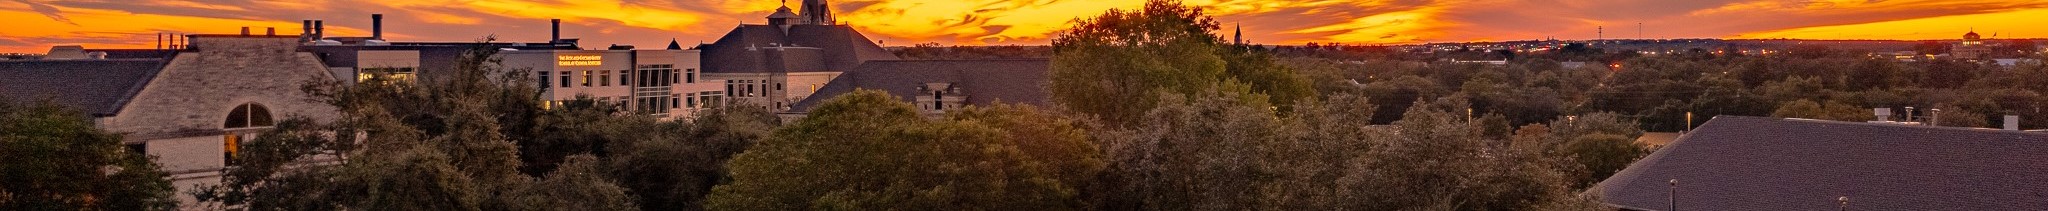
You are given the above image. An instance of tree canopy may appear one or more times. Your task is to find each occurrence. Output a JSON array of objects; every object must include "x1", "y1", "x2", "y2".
[
  {"x1": 709, "y1": 90, "x2": 1103, "y2": 210},
  {"x1": 0, "y1": 100, "x2": 177, "y2": 210}
]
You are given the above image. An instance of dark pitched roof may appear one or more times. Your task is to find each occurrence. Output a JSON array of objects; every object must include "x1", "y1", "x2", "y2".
[
  {"x1": 699, "y1": 24, "x2": 899, "y2": 73},
  {"x1": 0, "y1": 59, "x2": 170, "y2": 116},
  {"x1": 1592, "y1": 116, "x2": 2048, "y2": 210},
  {"x1": 786, "y1": 59, "x2": 1050, "y2": 113}
]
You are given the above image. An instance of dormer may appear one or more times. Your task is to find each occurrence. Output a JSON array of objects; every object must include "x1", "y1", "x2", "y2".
[
  {"x1": 767, "y1": 5, "x2": 799, "y2": 27},
  {"x1": 914, "y1": 82, "x2": 968, "y2": 113}
]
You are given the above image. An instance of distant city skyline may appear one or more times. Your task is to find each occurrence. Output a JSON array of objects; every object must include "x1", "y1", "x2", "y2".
[{"x1": 4, "y1": 0, "x2": 2047, "y2": 53}]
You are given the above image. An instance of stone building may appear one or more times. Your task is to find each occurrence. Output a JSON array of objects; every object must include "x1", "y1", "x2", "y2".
[
  {"x1": 500, "y1": 48, "x2": 725, "y2": 120},
  {"x1": 1953, "y1": 31, "x2": 1994, "y2": 60},
  {"x1": 786, "y1": 59, "x2": 1052, "y2": 116},
  {"x1": 0, "y1": 34, "x2": 341, "y2": 208},
  {"x1": 301, "y1": 14, "x2": 726, "y2": 119},
  {"x1": 697, "y1": 1, "x2": 901, "y2": 111}
]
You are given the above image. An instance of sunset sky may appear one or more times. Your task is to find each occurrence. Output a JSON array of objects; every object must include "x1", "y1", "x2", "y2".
[{"x1": 3, "y1": 0, "x2": 2046, "y2": 53}]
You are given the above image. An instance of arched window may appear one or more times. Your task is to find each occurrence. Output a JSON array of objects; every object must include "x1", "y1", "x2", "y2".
[
  {"x1": 223, "y1": 103, "x2": 272, "y2": 166},
  {"x1": 224, "y1": 103, "x2": 274, "y2": 129}
]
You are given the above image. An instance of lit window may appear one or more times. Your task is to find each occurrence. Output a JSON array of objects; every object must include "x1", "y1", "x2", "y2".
[
  {"x1": 582, "y1": 71, "x2": 593, "y2": 87},
  {"x1": 222, "y1": 102, "x2": 271, "y2": 167},
  {"x1": 224, "y1": 134, "x2": 240, "y2": 166}
]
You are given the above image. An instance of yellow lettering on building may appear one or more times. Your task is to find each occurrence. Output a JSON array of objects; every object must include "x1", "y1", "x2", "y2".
[{"x1": 557, "y1": 55, "x2": 603, "y2": 66}]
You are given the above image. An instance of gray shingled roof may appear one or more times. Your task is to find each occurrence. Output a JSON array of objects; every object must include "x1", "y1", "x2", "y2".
[
  {"x1": 699, "y1": 24, "x2": 899, "y2": 73},
  {"x1": 1592, "y1": 116, "x2": 2048, "y2": 210},
  {"x1": 786, "y1": 59, "x2": 1050, "y2": 113},
  {"x1": 0, "y1": 59, "x2": 170, "y2": 116}
]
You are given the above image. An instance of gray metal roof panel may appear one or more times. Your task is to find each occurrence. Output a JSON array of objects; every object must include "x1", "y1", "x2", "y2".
[
  {"x1": 1592, "y1": 116, "x2": 2048, "y2": 210},
  {"x1": 0, "y1": 59, "x2": 170, "y2": 116}
]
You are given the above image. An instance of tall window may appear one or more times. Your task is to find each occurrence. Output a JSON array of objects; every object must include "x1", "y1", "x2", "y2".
[
  {"x1": 582, "y1": 71, "x2": 593, "y2": 87},
  {"x1": 685, "y1": 93, "x2": 696, "y2": 108},
  {"x1": 223, "y1": 103, "x2": 272, "y2": 166},
  {"x1": 619, "y1": 70, "x2": 630, "y2": 86},
  {"x1": 559, "y1": 71, "x2": 571, "y2": 88},
  {"x1": 538, "y1": 71, "x2": 551, "y2": 90},
  {"x1": 600, "y1": 71, "x2": 611, "y2": 86},
  {"x1": 685, "y1": 68, "x2": 697, "y2": 83}
]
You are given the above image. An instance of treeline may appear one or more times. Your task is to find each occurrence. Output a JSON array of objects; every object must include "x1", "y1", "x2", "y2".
[{"x1": 1287, "y1": 42, "x2": 2048, "y2": 131}]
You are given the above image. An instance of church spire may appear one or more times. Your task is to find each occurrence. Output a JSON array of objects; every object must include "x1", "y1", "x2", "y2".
[
  {"x1": 800, "y1": 0, "x2": 835, "y2": 25},
  {"x1": 1233, "y1": 23, "x2": 1243, "y2": 46}
]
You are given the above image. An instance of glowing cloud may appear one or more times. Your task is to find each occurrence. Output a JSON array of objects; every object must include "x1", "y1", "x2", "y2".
[{"x1": 4, "y1": 0, "x2": 2048, "y2": 53}]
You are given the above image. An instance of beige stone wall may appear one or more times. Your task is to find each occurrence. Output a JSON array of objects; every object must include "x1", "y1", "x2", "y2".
[
  {"x1": 101, "y1": 36, "x2": 340, "y2": 137},
  {"x1": 783, "y1": 72, "x2": 839, "y2": 104}
]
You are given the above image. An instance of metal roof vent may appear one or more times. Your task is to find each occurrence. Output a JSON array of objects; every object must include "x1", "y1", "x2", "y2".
[{"x1": 2005, "y1": 115, "x2": 2021, "y2": 130}]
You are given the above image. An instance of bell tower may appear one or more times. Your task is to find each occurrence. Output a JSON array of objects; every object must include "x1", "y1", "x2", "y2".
[{"x1": 800, "y1": 0, "x2": 835, "y2": 25}]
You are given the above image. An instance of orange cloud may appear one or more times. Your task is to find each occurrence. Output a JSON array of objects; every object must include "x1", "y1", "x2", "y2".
[
  {"x1": 1735, "y1": 8, "x2": 2048, "y2": 40},
  {"x1": 5, "y1": 0, "x2": 2048, "y2": 54}
]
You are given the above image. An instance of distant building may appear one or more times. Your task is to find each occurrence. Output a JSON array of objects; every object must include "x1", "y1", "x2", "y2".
[
  {"x1": 301, "y1": 14, "x2": 724, "y2": 119},
  {"x1": 1953, "y1": 31, "x2": 1993, "y2": 60},
  {"x1": 0, "y1": 34, "x2": 342, "y2": 208},
  {"x1": 1592, "y1": 116, "x2": 2048, "y2": 210},
  {"x1": 696, "y1": 1, "x2": 901, "y2": 111},
  {"x1": 785, "y1": 59, "x2": 1052, "y2": 116},
  {"x1": 500, "y1": 49, "x2": 724, "y2": 119}
]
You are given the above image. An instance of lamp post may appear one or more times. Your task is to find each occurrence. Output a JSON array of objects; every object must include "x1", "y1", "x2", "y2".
[{"x1": 1668, "y1": 179, "x2": 1678, "y2": 211}]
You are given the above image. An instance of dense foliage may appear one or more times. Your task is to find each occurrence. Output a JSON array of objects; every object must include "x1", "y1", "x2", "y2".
[
  {"x1": 709, "y1": 90, "x2": 1102, "y2": 210},
  {"x1": 190, "y1": 40, "x2": 776, "y2": 211},
  {"x1": 0, "y1": 101, "x2": 178, "y2": 210},
  {"x1": 28, "y1": 0, "x2": 2047, "y2": 210},
  {"x1": 1048, "y1": 0, "x2": 1313, "y2": 126}
]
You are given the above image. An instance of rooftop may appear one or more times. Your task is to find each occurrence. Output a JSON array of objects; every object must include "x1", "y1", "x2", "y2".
[
  {"x1": 0, "y1": 59, "x2": 171, "y2": 116},
  {"x1": 1593, "y1": 116, "x2": 2048, "y2": 210},
  {"x1": 787, "y1": 59, "x2": 1051, "y2": 113}
]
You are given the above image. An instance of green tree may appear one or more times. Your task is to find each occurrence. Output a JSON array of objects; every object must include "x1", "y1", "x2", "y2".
[
  {"x1": 1560, "y1": 133, "x2": 1642, "y2": 189},
  {"x1": 0, "y1": 100, "x2": 177, "y2": 210},
  {"x1": 1338, "y1": 100, "x2": 1575, "y2": 210},
  {"x1": 1049, "y1": 0, "x2": 1304, "y2": 126},
  {"x1": 501, "y1": 155, "x2": 638, "y2": 211},
  {"x1": 1092, "y1": 89, "x2": 1280, "y2": 210},
  {"x1": 195, "y1": 39, "x2": 652, "y2": 210},
  {"x1": 606, "y1": 106, "x2": 777, "y2": 211},
  {"x1": 1258, "y1": 94, "x2": 1377, "y2": 210},
  {"x1": 1770, "y1": 99, "x2": 1868, "y2": 122},
  {"x1": 709, "y1": 90, "x2": 1100, "y2": 210}
]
